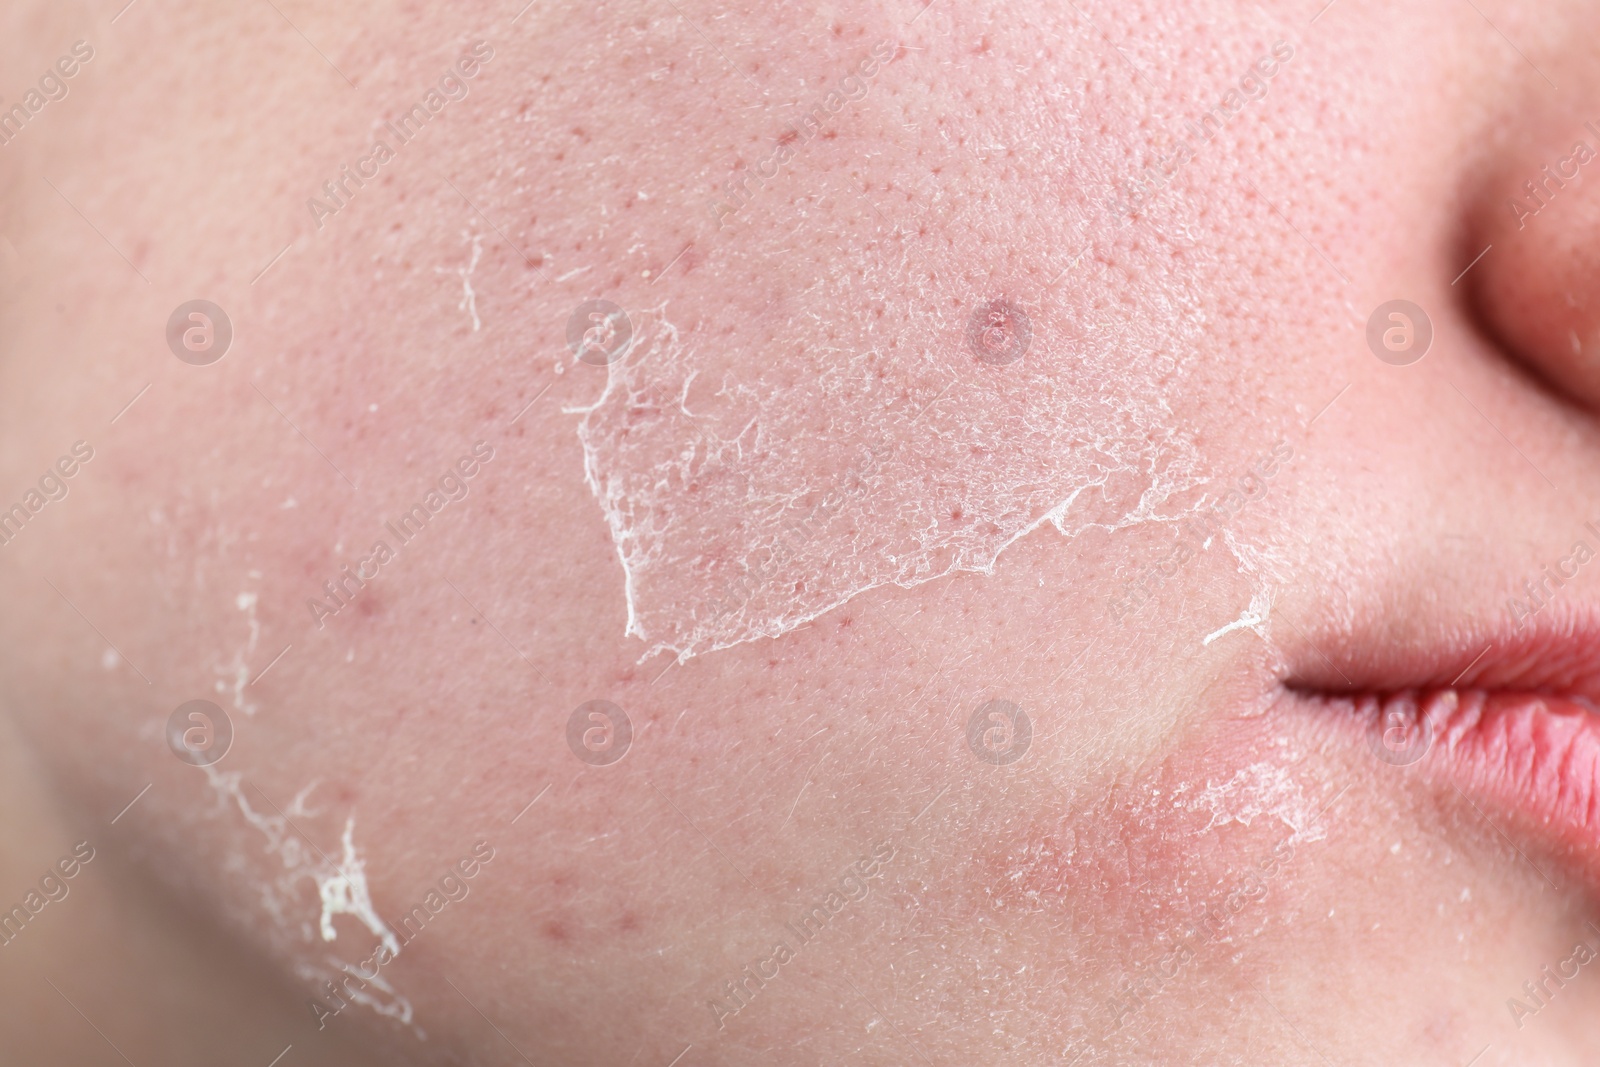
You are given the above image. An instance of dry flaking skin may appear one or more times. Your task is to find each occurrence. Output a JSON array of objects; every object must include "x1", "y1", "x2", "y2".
[
  {"x1": 573, "y1": 243, "x2": 1218, "y2": 663},
  {"x1": 198, "y1": 758, "x2": 414, "y2": 1032},
  {"x1": 560, "y1": 16, "x2": 1310, "y2": 664},
  {"x1": 11, "y1": 0, "x2": 1590, "y2": 1061}
]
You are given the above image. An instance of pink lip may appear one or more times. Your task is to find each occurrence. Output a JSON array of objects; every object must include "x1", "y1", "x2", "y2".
[
  {"x1": 1287, "y1": 611, "x2": 1600, "y2": 879},
  {"x1": 1318, "y1": 688, "x2": 1600, "y2": 855}
]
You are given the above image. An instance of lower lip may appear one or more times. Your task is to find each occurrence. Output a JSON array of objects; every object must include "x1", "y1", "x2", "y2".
[{"x1": 1320, "y1": 688, "x2": 1600, "y2": 863}]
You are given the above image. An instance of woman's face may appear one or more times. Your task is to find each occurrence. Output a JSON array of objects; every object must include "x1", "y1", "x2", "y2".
[{"x1": 4, "y1": 0, "x2": 1600, "y2": 1063}]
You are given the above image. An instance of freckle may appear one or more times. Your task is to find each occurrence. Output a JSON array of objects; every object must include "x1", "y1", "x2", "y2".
[{"x1": 543, "y1": 920, "x2": 570, "y2": 943}]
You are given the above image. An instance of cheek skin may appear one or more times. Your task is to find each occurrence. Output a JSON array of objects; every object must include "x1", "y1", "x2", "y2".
[
  {"x1": 944, "y1": 691, "x2": 1600, "y2": 1063},
  {"x1": 937, "y1": 714, "x2": 1330, "y2": 1059},
  {"x1": 957, "y1": 704, "x2": 1325, "y2": 1001},
  {"x1": 11, "y1": 0, "x2": 1600, "y2": 1063}
]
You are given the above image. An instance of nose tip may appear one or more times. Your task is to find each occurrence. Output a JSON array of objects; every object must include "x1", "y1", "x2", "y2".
[{"x1": 1473, "y1": 122, "x2": 1600, "y2": 408}]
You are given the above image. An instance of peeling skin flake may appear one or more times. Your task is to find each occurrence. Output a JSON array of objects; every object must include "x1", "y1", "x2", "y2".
[
  {"x1": 201, "y1": 764, "x2": 409, "y2": 1026},
  {"x1": 213, "y1": 590, "x2": 261, "y2": 717},
  {"x1": 318, "y1": 818, "x2": 401, "y2": 957},
  {"x1": 1187, "y1": 762, "x2": 1326, "y2": 845},
  {"x1": 1201, "y1": 587, "x2": 1274, "y2": 646},
  {"x1": 295, "y1": 957, "x2": 419, "y2": 1033},
  {"x1": 572, "y1": 300, "x2": 1212, "y2": 662},
  {"x1": 437, "y1": 229, "x2": 484, "y2": 333}
]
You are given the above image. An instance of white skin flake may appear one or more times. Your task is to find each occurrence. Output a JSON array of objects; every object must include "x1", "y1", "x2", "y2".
[
  {"x1": 1201, "y1": 587, "x2": 1274, "y2": 646},
  {"x1": 213, "y1": 590, "x2": 260, "y2": 717},
  {"x1": 295, "y1": 957, "x2": 419, "y2": 1034},
  {"x1": 318, "y1": 818, "x2": 401, "y2": 957},
  {"x1": 571, "y1": 292, "x2": 1212, "y2": 662},
  {"x1": 1187, "y1": 762, "x2": 1326, "y2": 846},
  {"x1": 200, "y1": 764, "x2": 408, "y2": 1025},
  {"x1": 438, "y1": 230, "x2": 484, "y2": 332}
]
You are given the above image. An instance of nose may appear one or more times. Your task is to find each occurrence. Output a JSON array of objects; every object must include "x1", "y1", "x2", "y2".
[{"x1": 1473, "y1": 118, "x2": 1600, "y2": 409}]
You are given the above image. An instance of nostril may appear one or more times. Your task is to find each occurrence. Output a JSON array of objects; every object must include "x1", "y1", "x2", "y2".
[{"x1": 1472, "y1": 121, "x2": 1600, "y2": 409}]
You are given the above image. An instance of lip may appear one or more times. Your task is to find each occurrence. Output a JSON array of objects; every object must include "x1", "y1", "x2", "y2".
[{"x1": 1286, "y1": 608, "x2": 1600, "y2": 881}]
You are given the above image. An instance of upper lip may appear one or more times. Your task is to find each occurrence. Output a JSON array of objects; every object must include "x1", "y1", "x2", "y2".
[{"x1": 1283, "y1": 603, "x2": 1600, "y2": 704}]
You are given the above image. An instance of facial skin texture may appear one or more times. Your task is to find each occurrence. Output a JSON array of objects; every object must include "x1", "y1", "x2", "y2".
[{"x1": 6, "y1": 0, "x2": 1600, "y2": 1064}]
